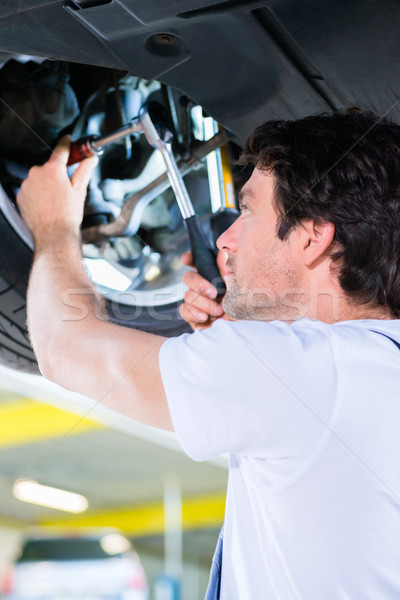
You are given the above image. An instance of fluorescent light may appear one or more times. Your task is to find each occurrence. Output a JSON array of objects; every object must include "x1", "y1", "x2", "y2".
[
  {"x1": 13, "y1": 479, "x2": 88, "y2": 513},
  {"x1": 203, "y1": 118, "x2": 221, "y2": 213}
]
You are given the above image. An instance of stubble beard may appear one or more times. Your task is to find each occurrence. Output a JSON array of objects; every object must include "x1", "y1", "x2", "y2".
[
  {"x1": 222, "y1": 251, "x2": 295, "y2": 321},
  {"x1": 221, "y1": 258, "x2": 252, "y2": 319},
  {"x1": 222, "y1": 278, "x2": 251, "y2": 320},
  {"x1": 222, "y1": 269, "x2": 306, "y2": 322},
  {"x1": 222, "y1": 274, "x2": 270, "y2": 321}
]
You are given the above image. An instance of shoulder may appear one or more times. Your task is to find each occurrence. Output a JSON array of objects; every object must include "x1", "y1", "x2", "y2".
[
  {"x1": 159, "y1": 318, "x2": 339, "y2": 460},
  {"x1": 161, "y1": 318, "x2": 337, "y2": 377},
  {"x1": 206, "y1": 317, "x2": 337, "y2": 354}
]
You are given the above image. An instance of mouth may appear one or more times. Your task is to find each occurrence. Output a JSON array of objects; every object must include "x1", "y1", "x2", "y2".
[
  {"x1": 223, "y1": 256, "x2": 235, "y2": 280},
  {"x1": 224, "y1": 260, "x2": 234, "y2": 275}
]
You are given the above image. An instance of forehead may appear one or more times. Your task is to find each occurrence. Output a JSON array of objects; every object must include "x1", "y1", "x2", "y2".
[{"x1": 239, "y1": 168, "x2": 276, "y2": 212}]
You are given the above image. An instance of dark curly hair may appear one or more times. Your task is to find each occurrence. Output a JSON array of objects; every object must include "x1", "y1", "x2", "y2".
[{"x1": 238, "y1": 110, "x2": 400, "y2": 317}]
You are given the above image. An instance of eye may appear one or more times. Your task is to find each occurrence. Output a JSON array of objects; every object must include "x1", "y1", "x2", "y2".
[{"x1": 239, "y1": 203, "x2": 250, "y2": 216}]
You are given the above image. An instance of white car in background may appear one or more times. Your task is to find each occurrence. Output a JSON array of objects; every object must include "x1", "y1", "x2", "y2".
[{"x1": 2, "y1": 532, "x2": 148, "y2": 600}]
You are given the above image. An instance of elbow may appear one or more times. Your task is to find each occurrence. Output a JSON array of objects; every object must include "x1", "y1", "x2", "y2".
[
  {"x1": 34, "y1": 340, "x2": 59, "y2": 383},
  {"x1": 37, "y1": 359, "x2": 60, "y2": 385},
  {"x1": 29, "y1": 329, "x2": 52, "y2": 380},
  {"x1": 28, "y1": 315, "x2": 58, "y2": 381},
  {"x1": 36, "y1": 344, "x2": 75, "y2": 391},
  {"x1": 28, "y1": 312, "x2": 89, "y2": 389},
  {"x1": 37, "y1": 354, "x2": 55, "y2": 382},
  {"x1": 30, "y1": 327, "x2": 66, "y2": 385}
]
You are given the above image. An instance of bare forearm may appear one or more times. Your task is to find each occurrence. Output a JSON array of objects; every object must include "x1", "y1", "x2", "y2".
[
  {"x1": 18, "y1": 139, "x2": 172, "y2": 429},
  {"x1": 28, "y1": 236, "x2": 171, "y2": 428},
  {"x1": 27, "y1": 234, "x2": 104, "y2": 376}
]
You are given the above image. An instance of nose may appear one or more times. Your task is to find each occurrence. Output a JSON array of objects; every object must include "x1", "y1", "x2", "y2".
[{"x1": 216, "y1": 216, "x2": 240, "y2": 253}]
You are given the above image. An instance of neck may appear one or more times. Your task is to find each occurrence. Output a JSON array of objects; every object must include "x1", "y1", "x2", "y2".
[{"x1": 302, "y1": 279, "x2": 396, "y2": 323}]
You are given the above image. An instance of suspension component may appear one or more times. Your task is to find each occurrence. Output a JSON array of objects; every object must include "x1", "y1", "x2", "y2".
[{"x1": 68, "y1": 102, "x2": 228, "y2": 295}]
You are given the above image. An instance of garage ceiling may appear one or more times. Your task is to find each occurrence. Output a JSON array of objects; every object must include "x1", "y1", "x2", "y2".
[{"x1": 0, "y1": 365, "x2": 228, "y2": 538}]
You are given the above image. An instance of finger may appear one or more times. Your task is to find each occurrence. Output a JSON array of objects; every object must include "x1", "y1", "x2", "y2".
[
  {"x1": 181, "y1": 251, "x2": 194, "y2": 266},
  {"x1": 71, "y1": 156, "x2": 98, "y2": 193},
  {"x1": 179, "y1": 302, "x2": 209, "y2": 324},
  {"x1": 183, "y1": 270, "x2": 218, "y2": 298},
  {"x1": 184, "y1": 289, "x2": 224, "y2": 317},
  {"x1": 48, "y1": 135, "x2": 71, "y2": 166}
]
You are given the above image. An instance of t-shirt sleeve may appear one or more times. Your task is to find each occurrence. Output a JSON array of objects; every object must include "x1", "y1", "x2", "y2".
[{"x1": 159, "y1": 319, "x2": 337, "y2": 461}]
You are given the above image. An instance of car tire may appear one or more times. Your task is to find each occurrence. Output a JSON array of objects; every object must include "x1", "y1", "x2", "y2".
[{"x1": 0, "y1": 201, "x2": 191, "y2": 375}]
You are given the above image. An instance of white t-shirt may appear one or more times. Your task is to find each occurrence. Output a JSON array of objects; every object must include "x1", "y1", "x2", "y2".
[{"x1": 159, "y1": 318, "x2": 400, "y2": 599}]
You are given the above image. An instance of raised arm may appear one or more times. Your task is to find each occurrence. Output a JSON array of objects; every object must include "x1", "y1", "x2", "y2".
[{"x1": 17, "y1": 138, "x2": 172, "y2": 430}]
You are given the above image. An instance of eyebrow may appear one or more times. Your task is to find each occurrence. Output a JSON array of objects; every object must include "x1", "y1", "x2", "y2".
[{"x1": 238, "y1": 189, "x2": 255, "y2": 206}]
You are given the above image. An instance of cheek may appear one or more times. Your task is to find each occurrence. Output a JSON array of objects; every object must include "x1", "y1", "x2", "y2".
[
  {"x1": 239, "y1": 223, "x2": 264, "y2": 254},
  {"x1": 252, "y1": 240, "x2": 283, "y2": 280},
  {"x1": 236, "y1": 223, "x2": 279, "y2": 273}
]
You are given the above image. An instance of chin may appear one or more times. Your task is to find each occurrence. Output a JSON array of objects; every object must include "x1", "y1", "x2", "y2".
[{"x1": 222, "y1": 294, "x2": 247, "y2": 321}]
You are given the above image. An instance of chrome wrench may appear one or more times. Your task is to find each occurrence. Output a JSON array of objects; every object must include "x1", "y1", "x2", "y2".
[{"x1": 68, "y1": 101, "x2": 225, "y2": 295}]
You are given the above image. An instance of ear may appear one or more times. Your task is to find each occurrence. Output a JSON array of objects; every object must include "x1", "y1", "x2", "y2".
[{"x1": 298, "y1": 220, "x2": 335, "y2": 267}]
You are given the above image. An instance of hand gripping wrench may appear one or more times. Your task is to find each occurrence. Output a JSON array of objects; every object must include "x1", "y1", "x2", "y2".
[{"x1": 68, "y1": 101, "x2": 225, "y2": 295}]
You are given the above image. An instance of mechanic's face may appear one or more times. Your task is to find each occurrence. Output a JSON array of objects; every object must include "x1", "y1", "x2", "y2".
[{"x1": 217, "y1": 167, "x2": 305, "y2": 321}]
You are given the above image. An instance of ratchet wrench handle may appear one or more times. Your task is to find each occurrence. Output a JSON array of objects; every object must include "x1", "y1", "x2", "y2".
[
  {"x1": 67, "y1": 136, "x2": 100, "y2": 166},
  {"x1": 185, "y1": 215, "x2": 226, "y2": 297}
]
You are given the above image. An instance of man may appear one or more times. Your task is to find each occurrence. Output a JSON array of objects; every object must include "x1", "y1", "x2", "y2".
[{"x1": 17, "y1": 110, "x2": 400, "y2": 599}]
